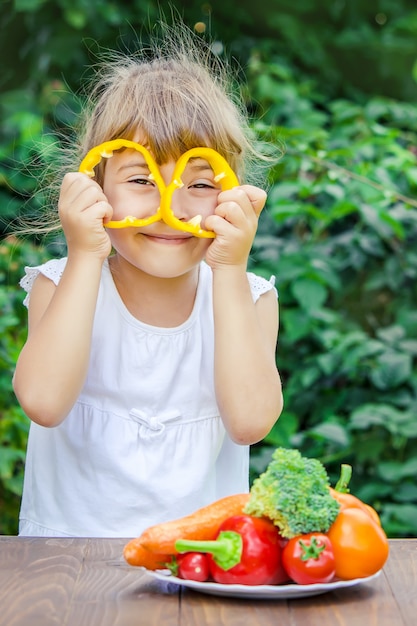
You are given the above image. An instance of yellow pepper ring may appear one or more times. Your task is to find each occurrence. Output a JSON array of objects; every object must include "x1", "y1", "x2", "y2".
[
  {"x1": 79, "y1": 139, "x2": 166, "y2": 228},
  {"x1": 160, "y1": 147, "x2": 240, "y2": 238},
  {"x1": 78, "y1": 140, "x2": 239, "y2": 237}
]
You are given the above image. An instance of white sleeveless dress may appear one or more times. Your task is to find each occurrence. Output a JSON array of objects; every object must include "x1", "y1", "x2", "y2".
[{"x1": 18, "y1": 258, "x2": 277, "y2": 537}]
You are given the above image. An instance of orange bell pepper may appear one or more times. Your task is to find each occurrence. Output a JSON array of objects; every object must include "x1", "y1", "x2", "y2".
[
  {"x1": 327, "y1": 464, "x2": 389, "y2": 579},
  {"x1": 79, "y1": 140, "x2": 239, "y2": 237},
  {"x1": 329, "y1": 464, "x2": 382, "y2": 526}
]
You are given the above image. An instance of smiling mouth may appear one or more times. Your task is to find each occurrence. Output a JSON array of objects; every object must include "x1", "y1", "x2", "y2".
[{"x1": 144, "y1": 233, "x2": 194, "y2": 242}]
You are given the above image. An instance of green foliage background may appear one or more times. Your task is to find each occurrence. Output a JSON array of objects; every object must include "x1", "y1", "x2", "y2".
[{"x1": 1, "y1": 0, "x2": 417, "y2": 536}]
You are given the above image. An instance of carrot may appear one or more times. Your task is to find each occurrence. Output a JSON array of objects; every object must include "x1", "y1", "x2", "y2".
[
  {"x1": 123, "y1": 538, "x2": 173, "y2": 569},
  {"x1": 135, "y1": 493, "x2": 250, "y2": 556}
]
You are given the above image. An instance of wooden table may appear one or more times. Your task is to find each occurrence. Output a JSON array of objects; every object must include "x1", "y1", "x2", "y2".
[{"x1": 0, "y1": 537, "x2": 415, "y2": 625}]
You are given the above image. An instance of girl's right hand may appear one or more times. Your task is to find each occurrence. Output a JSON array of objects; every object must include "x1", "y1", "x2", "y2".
[{"x1": 59, "y1": 172, "x2": 113, "y2": 260}]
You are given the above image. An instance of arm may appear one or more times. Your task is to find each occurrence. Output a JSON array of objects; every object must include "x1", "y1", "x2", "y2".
[
  {"x1": 205, "y1": 186, "x2": 283, "y2": 445},
  {"x1": 13, "y1": 173, "x2": 113, "y2": 427},
  {"x1": 212, "y1": 271, "x2": 282, "y2": 444}
]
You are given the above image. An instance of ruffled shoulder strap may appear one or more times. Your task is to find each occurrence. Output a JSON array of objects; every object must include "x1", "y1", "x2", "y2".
[
  {"x1": 20, "y1": 257, "x2": 68, "y2": 307},
  {"x1": 247, "y1": 272, "x2": 278, "y2": 303}
]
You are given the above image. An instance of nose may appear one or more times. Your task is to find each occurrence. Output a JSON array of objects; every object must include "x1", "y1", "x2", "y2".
[
  {"x1": 158, "y1": 161, "x2": 197, "y2": 223},
  {"x1": 170, "y1": 185, "x2": 195, "y2": 222}
]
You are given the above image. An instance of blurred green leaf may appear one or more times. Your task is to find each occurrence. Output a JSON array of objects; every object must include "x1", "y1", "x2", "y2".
[
  {"x1": 291, "y1": 278, "x2": 327, "y2": 311},
  {"x1": 370, "y1": 352, "x2": 412, "y2": 390},
  {"x1": 307, "y1": 422, "x2": 350, "y2": 448},
  {"x1": 377, "y1": 457, "x2": 417, "y2": 482},
  {"x1": 380, "y1": 504, "x2": 417, "y2": 537}
]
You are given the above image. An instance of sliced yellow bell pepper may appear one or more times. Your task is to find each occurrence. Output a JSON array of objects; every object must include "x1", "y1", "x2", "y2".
[
  {"x1": 160, "y1": 147, "x2": 239, "y2": 238},
  {"x1": 78, "y1": 140, "x2": 239, "y2": 237},
  {"x1": 79, "y1": 139, "x2": 165, "y2": 228}
]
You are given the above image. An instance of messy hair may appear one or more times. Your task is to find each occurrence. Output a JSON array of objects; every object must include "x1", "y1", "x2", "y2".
[
  {"x1": 75, "y1": 28, "x2": 256, "y2": 184},
  {"x1": 21, "y1": 23, "x2": 267, "y2": 234}
]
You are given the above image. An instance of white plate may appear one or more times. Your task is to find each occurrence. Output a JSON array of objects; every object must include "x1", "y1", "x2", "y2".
[{"x1": 145, "y1": 569, "x2": 382, "y2": 599}]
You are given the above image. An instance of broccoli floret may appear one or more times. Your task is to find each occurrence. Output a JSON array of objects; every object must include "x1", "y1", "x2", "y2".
[{"x1": 244, "y1": 447, "x2": 340, "y2": 538}]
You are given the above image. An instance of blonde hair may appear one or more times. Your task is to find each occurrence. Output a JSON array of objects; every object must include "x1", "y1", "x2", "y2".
[
  {"x1": 23, "y1": 24, "x2": 265, "y2": 233},
  {"x1": 76, "y1": 30, "x2": 255, "y2": 183}
]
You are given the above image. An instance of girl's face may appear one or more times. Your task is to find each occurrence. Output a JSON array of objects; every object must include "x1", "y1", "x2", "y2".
[{"x1": 102, "y1": 147, "x2": 220, "y2": 278}]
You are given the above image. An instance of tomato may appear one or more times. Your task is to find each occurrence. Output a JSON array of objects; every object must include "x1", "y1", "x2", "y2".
[
  {"x1": 177, "y1": 552, "x2": 210, "y2": 582},
  {"x1": 282, "y1": 533, "x2": 336, "y2": 585}
]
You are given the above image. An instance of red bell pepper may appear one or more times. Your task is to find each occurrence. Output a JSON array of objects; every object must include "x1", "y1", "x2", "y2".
[{"x1": 175, "y1": 514, "x2": 288, "y2": 585}]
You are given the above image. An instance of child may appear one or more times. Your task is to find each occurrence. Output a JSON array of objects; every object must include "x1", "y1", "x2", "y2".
[{"x1": 13, "y1": 28, "x2": 283, "y2": 537}]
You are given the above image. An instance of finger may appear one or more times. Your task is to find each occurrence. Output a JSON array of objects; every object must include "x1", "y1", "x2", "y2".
[
  {"x1": 99, "y1": 202, "x2": 114, "y2": 224},
  {"x1": 80, "y1": 186, "x2": 109, "y2": 211},
  {"x1": 217, "y1": 186, "x2": 266, "y2": 223},
  {"x1": 238, "y1": 185, "x2": 267, "y2": 217},
  {"x1": 87, "y1": 201, "x2": 113, "y2": 223},
  {"x1": 204, "y1": 212, "x2": 240, "y2": 238},
  {"x1": 214, "y1": 200, "x2": 243, "y2": 225},
  {"x1": 61, "y1": 172, "x2": 107, "y2": 206},
  {"x1": 59, "y1": 186, "x2": 109, "y2": 221}
]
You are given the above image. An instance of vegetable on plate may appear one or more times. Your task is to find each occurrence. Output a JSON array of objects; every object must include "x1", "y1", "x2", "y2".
[
  {"x1": 174, "y1": 514, "x2": 288, "y2": 586},
  {"x1": 123, "y1": 448, "x2": 389, "y2": 585},
  {"x1": 168, "y1": 552, "x2": 210, "y2": 582},
  {"x1": 282, "y1": 533, "x2": 336, "y2": 585},
  {"x1": 327, "y1": 464, "x2": 389, "y2": 579},
  {"x1": 330, "y1": 463, "x2": 382, "y2": 526},
  {"x1": 123, "y1": 539, "x2": 173, "y2": 570},
  {"x1": 243, "y1": 447, "x2": 340, "y2": 539},
  {"x1": 123, "y1": 493, "x2": 249, "y2": 567}
]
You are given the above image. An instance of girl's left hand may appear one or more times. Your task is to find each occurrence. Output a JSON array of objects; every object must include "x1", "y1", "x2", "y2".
[{"x1": 203, "y1": 185, "x2": 267, "y2": 270}]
